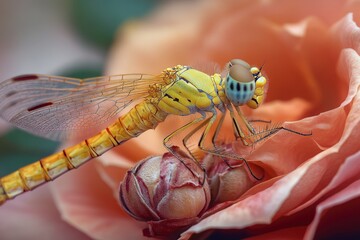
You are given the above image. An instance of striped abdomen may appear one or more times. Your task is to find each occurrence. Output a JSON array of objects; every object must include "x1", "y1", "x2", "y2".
[{"x1": 0, "y1": 100, "x2": 168, "y2": 205}]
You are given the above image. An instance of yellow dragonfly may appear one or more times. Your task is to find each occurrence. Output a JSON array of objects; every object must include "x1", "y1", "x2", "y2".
[{"x1": 0, "y1": 59, "x2": 310, "y2": 205}]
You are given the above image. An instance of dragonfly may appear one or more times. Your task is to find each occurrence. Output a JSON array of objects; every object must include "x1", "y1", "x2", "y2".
[{"x1": 0, "y1": 59, "x2": 310, "y2": 205}]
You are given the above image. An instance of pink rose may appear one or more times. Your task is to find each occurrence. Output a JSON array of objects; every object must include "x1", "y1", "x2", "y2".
[{"x1": 2, "y1": 0, "x2": 360, "y2": 239}]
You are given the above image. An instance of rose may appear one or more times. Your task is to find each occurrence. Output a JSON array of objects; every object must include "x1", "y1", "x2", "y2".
[{"x1": 2, "y1": 0, "x2": 360, "y2": 239}]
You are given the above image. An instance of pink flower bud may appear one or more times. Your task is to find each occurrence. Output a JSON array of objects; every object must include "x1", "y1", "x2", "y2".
[
  {"x1": 119, "y1": 147, "x2": 211, "y2": 236},
  {"x1": 203, "y1": 150, "x2": 262, "y2": 205}
]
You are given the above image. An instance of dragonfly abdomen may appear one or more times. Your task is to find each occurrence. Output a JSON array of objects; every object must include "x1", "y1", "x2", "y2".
[
  {"x1": 0, "y1": 100, "x2": 168, "y2": 205},
  {"x1": 110, "y1": 100, "x2": 168, "y2": 142}
]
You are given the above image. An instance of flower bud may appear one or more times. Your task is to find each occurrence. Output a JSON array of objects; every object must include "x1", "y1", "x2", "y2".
[
  {"x1": 203, "y1": 149, "x2": 262, "y2": 205},
  {"x1": 119, "y1": 147, "x2": 211, "y2": 236}
]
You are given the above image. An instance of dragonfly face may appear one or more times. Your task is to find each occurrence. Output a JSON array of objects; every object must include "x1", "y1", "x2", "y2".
[{"x1": 224, "y1": 59, "x2": 267, "y2": 109}]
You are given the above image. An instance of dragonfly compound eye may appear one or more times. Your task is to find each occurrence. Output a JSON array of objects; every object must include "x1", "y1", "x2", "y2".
[{"x1": 225, "y1": 63, "x2": 255, "y2": 106}]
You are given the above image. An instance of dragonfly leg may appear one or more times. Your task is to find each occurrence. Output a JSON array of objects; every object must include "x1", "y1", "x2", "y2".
[
  {"x1": 228, "y1": 105, "x2": 251, "y2": 146},
  {"x1": 247, "y1": 125, "x2": 312, "y2": 145},
  {"x1": 234, "y1": 106, "x2": 312, "y2": 146},
  {"x1": 211, "y1": 111, "x2": 226, "y2": 148},
  {"x1": 178, "y1": 110, "x2": 264, "y2": 181},
  {"x1": 182, "y1": 111, "x2": 233, "y2": 165},
  {"x1": 235, "y1": 105, "x2": 256, "y2": 135},
  {"x1": 163, "y1": 114, "x2": 206, "y2": 147},
  {"x1": 199, "y1": 148, "x2": 264, "y2": 181},
  {"x1": 197, "y1": 112, "x2": 264, "y2": 181},
  {"x1": 163, "y1": 114, "x2": 207, "y2": 184},
  {"x1": 182, "y1": 111, "x2": 227, "y2": 156},
  {"x1": 182, "y1": 117, "x2": 211, "y2": 162}
]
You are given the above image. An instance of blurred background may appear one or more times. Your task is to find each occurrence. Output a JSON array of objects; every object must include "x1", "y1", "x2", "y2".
[{"x1": 0, "y1": 0, "x2": 160, "y2": 176}]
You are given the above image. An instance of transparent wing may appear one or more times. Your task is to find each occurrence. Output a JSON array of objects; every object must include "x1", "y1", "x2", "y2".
[{"x1": 0, "y1": 73, "x2": 165, "y2": 140}]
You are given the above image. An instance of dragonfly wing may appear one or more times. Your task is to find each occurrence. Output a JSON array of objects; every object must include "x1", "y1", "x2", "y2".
[{"x1": 0, "y1": 73, "x2": 164, "y2": 140}]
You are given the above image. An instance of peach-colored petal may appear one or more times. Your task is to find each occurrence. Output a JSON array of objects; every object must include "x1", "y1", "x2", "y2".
[
  {"x1": 304, "y1": 179, "x2": 360, "y2": 239},
  {"x1": 0, "y1": 185, "x2": 88, "y2": 240},
  {"x1": 292, "y1": 143, "x2": 360, "y2": 215},
  {"x1": 333, "y1": 15, "x2": 360, "y2": 106},
  {"x1": 51, "y1": 161, "x2": 149, "y2": 240},
  {"x1": 287, "y1": 48, "x2": 360, "y2": 214},
  {"x1": 98, "y1": 150, "x2": 133, "y2": 169},
  {"x1": 181, "y1": 166, "x2": 309, "y2": 238},
  {"x1": 96, "y1": 151, "x2": 135, "y2": 192},
  {"x1": 333, "y1": 13, "x2": 360, "y2": 53},
  {"x1": 248, "y1": 104, "x2": 346, "y2": 175},
  {"x1": 250, "y1": 98, "x2": 312, "y2": 123}
]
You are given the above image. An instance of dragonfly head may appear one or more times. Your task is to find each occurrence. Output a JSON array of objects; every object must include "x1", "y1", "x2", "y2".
[{"x1": 224, "y1": 59, "x2": 267, "y2": 109}]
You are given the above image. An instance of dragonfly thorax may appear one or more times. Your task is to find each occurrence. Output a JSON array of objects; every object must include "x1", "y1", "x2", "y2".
[{"x1": 157, "y1": 67, "x2": 226, "y2": 116}]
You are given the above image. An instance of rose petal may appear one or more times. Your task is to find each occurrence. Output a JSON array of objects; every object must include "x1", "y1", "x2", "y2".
[
  {"x1": 287, "y1": 49, "x2": 360, "y2": 214},
  {"x1": 289, "y1": 146, "x2": 360, "y2": 217},
  {"x1": 96, "y1": 151, "x2": 134, "y2": 192},
  {"x1": 332, "y1": 13, "x2": 360, "y2": 53},
  {"x1": 250, "y1": 98, "x2": 312, "y2": 123},
  {"x1": 304, "y1": 179, "x2": 360, "y2": 239},
  {"x1": 0, "y1": 185, "x2": 88, "y2": 240},
  {"x1": 248, "y1": 105, "x2": 345, "y2": 176},
  {"x1": 52, "y1": 161, "x2": 148, "y2": 240},
  {"x1": 181, "y1": 166, "x2": 309, "y2": 238}
]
